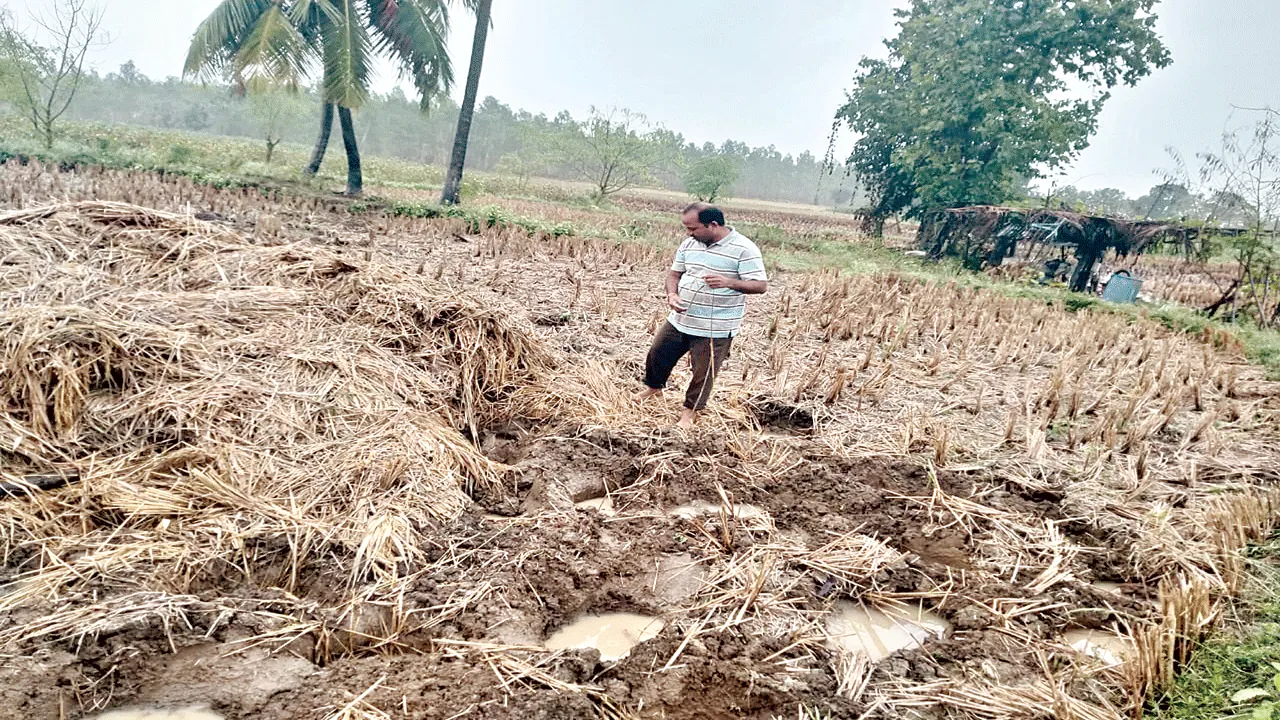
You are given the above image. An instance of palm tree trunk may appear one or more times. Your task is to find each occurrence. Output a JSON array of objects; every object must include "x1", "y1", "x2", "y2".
[
  {"x1": 440, "y1": 0, "x2": 492, "y2": 205},
  {"x1": 338, "y1": 106, "x2": 362, "y2": 196},
  {"x1": 306, "y1": 103, "x2": 335, "y2": 176}
]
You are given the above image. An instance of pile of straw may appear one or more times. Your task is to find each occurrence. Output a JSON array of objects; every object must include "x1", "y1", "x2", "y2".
[{"x1": 0, "y1": 201, "x2": 556, "y2": 609}]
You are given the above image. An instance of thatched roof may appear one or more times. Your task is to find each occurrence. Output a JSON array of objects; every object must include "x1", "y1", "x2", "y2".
[{"x1": 934, "y1": 205, "x2": 1186, "y2": 253}]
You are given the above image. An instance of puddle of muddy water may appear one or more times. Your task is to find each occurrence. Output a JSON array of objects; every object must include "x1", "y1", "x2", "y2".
[
  {"x1": 1064, "y1": 629, "x2": 1135, "y2": 666},
  {"x1": 93, "y1": 707, "x2": 222, "y2": 720},
  {"x1": 825, "y1": 601, "x2": 950, "y2": 662},
  {"x1": 670, "y1": 500, "x2": 767, "y2": 521},
  {"x1": 544, "y1": 612, "x2": 664, "y2": 661},
  {"x1": 575, "y1": 496, "x2": 616, "y2": 515}
]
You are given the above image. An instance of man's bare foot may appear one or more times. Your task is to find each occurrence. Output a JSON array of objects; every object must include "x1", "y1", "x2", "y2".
[
  {"x1": 633, "y1": 387, "x2": 663, "y2": 402},
  {"x1": 676, "y1": 408, "x2": 697, "y2": 429}
]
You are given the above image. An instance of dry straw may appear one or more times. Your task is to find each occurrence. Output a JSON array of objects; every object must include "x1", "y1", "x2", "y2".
[
  {"x1": 3, "y1": 164, "x2": 1279, "y2": 720},
  {"x1": 0, "y1": 201, "x2": 576, "y2": 661}
]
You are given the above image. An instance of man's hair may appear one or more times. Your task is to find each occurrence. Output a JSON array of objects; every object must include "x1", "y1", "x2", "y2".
[{"x1": 682, "y1": 202, "x2": 725, "y2": 227}]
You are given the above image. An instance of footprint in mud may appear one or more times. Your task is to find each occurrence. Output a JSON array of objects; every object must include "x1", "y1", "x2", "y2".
[
  {"x1": 544, "y1": 612, "x2": 665, "y2": 661},
  {"x1": 93, "y1": 708, "x2": 222, "y2": 720},
  {"x1": 825, "y1": 601, "x2": 951, "y2": 662}
]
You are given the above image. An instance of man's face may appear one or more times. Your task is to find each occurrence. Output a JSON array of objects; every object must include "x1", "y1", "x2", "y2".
[{"x1": 682, "y1": 212, "x2": 718, "y2": 243}]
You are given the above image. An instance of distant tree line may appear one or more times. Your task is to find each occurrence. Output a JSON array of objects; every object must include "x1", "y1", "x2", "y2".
[
  {"x1": 25, "y1": 62, "x2": 851, "y2": 206},
  {"x1": 1041, "y1": 182, "x2": 1258, "y2": 226}
]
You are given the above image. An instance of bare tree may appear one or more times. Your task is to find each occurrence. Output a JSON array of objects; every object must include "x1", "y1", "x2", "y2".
[
  {"x1": 0, "y1": 0, "x2": 105, "y2": 149},
  {"x1": 528, "y1": 108, "x2": 659, "y2": 200},
  {"x1": 1197, "y1": 111, "x2": 1280, "y2": 326}
]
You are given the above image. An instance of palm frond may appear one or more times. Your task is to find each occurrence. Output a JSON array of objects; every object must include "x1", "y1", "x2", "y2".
[
  {"x1": 184, "y1": 0, "x2": 275, "y2": 81},
  {"x1": 450, "y1": 0, "x2": 484, "y2": 15},
  {"x1": 320, "y1": 0, "x2": 373, "y2": 108},
  {"x1": 233, "y1": 4, "x2": 313, "y2": 93},
  {"x1": 366, "y1": 0, "x2": 454, "y2": 108},
  {"x1": 287, "y1": 0, "x2": 342, "y2": 29}
]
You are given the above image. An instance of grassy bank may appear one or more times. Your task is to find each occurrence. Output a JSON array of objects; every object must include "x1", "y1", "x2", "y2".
[{"x1": 1153, "y1": 540, "x2": 1280, "y2": 720}]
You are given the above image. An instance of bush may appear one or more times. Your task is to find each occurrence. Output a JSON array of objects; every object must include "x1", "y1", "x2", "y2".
[{"x1": 167, "y1": 144, "x2": 195, "y2": 165}]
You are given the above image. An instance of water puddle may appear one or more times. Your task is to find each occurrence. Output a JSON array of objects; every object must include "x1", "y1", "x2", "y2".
[
  {"x1": 93, "y1": 708, "x2": 223, "y2": 720},
  {"x1": 1064, "y1": 629, "x2": 1135, "y2": 666},
  {"x1": 670, "y1": 500, "x2": 767, "y2": 521},
  {"x1": 543, "y1": 612, "x2": 664, "y2": 661},
  {"x1": 575, "y1": 496, "x2": 616, "y2": 516},
  {"x1": 825, "y1": 601, "x2": 950, "y2": 662}
]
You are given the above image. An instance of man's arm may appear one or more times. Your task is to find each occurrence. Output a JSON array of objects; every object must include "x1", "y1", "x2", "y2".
[
  {"x1": 665, "y1": 270, "x2": 688, "y2": 312},
  {"x1": 704, "y1": 244, "x2": 768, "y2": 294},
  {"x1": 703, "y1": 276, "x2": 769, "y2": 294}
]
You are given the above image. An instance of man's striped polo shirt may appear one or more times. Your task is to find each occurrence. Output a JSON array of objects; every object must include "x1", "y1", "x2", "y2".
[{"x1": 668, "y1": 229, "x2": 768, "y2": 338}]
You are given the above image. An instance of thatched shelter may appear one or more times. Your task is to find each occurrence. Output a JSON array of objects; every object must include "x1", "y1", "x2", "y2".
[{"x1": 919, "y1": 206, "x2": 1182, "y2": 292}]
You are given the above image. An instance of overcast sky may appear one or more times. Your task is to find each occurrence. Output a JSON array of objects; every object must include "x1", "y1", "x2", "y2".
[{"x1": 8, "y1": 0, "x2": 1279, "y2": 197}]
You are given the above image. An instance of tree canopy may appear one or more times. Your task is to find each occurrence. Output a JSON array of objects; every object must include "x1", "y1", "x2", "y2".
[
  {"x1": 183, "y1": 0, "x2": 456, "y2": 109},
  {"x1": 684, "y1": 154, "x2": 741, "y2": 203},
  {"x1": 839, "y1": 0, "x2": 1171, "y2": 223}
]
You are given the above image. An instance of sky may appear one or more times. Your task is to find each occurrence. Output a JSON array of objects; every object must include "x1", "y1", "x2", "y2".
[{"x1": 7, "y1": 0, "x2": 1279, "y2": 198}]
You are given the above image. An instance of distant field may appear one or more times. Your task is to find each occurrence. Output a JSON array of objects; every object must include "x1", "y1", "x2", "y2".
[{"x1": 0, "y1": 116, "x2": 1273, "y2": 374}]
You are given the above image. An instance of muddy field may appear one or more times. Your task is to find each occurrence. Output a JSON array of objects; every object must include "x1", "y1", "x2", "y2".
[{"x1": 1, "y1": 161, "x2": 1279, "y2": 720}]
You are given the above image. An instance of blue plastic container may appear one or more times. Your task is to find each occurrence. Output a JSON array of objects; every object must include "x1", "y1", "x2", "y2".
[{"x1": 1101, "y1": 274, "x2": 1143, "y2": 304}]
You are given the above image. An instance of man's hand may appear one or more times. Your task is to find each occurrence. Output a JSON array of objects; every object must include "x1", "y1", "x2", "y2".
[
  {"x1": 667, "y1": 292, "x2": 688, "y2": 313},
  {"x1": 702, "y1": 274, "x2": 738, "y2": 290}
]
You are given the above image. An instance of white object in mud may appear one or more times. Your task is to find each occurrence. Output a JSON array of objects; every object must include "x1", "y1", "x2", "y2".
[
  {"x1": 575, "y1": 496, "x2": 616, "y2": 515},
  {"x1": 825, "y1": 601, "x2": 950, "y2": 662},
  {"x1": 1064, "y1": 629, "x2": 1135, "y2": 666},
  {"x1": 544, "y1": 613, "x2": 664, "y2": 661},
  {"x1": 670, "y1": 500, "x2": 767, "y2": 521},
  {"x1": 94, "y1": 707, "x2": 222, "y2": 720}
]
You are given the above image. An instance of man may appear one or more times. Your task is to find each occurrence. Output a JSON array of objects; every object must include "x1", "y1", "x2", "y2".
[{"x1": 633, "y1": 203, "x2": 768, "y2": 428}]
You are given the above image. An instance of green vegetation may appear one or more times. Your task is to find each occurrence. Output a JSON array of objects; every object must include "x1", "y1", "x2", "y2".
[
  {"x1": 0, "y1": 60, "x2": 846, "y2": 206},
  {"x1": 684, "y1": 153, "x2": 741, "y2": 203},
  {"x1": 0, "y1": 0, "x2": 105, "y2": 149},
  {"x1": 523, "y1": 107, "x2": 665, "y2": 199},
  {"x1": 839, "y1": 0, "x2": 1170, "y2": 224},
  {"x1": 1153, "y1": 540, "x2": 1280, "y2": 720},
  {"x1": 183, "y1": 0, "x2": 463, "y2": 196},
  {"x1": 0, "y1": 117, "x2": 446, "y2": 191}
]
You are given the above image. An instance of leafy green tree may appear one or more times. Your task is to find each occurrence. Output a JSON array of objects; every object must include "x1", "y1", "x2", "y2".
[
  {"x1": 1135, "y1": 182, "x2": 1198, "y2": 219},
  {"x1": 1049, "y1": 185, "x2": 1136, "y2": 217},
  {"x1": 0, "y1": 0, "x2": 105, "y2": 149},
  {"x1": 839, "y1": 0, "x2": 1171, "y2": 227},
  {"x1": 184, "y1": 0, "x2": 459, "y2": 196},
  {"x1": 247, "y1": 84, "x2": 310, "y2": 163},
  {"x1": 684, "y1": 154, "x2": 741, "y2": 202}
]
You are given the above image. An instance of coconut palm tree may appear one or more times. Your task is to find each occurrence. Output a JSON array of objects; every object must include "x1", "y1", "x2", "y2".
[
  {"x1": 440, "y1": 0, "x2": 491, "y2": 205},
  {"x1": 184, "y1": 0, "x2": 457, "y2": 196}
]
